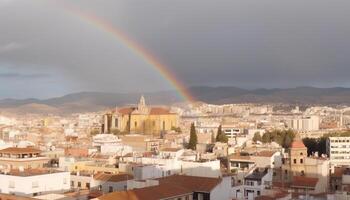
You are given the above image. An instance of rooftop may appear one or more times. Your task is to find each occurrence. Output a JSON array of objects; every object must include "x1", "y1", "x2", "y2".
[
  {"x1": 228, "y1": 154, "x2": 253, "y2": 162},
  {"x1": 253, "y1": 151, "x2": 277, "y2": 157},
  {"x1": 291, "y1": 176, "x2": 318, "y2": 189},
  {"x1": 290, "y1": 140, "x2": 306, "y2": 149},
  {"x1": 93, "y1": 173, "x2": 133, "y2": 183},
  {"x1": 156, "y1": 174, "x2": 222, "y2": 192},
  {"x1": 97, "y1": 183, "x2": 191, "y2": 200},
  {"x1": 0, "y1": 168, "x2": 64, "y2": 177},
  {"x1": 98, "y1": 175, "x2": 222, "y2": 200},
  {"x1": 0, "y1": 147, "x2": 41, "y2": 154},
  {"x1": 160, "y1": 147, "x2": 182, "y2": 152},
  {"x1": 245, "y1": 169, "x2": 268, "y2": 180}
]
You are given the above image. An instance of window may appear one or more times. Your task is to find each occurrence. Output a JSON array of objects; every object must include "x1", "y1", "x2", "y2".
[
  {"x1": 71, "y1": 181, "x2": 74, "y2": 187},
  {"x1": 231, "y1": 177, "x2": 235, "y2": 187},
  {"x1": 98, "y1": 185, "x2": 102, "y2": 191},
  {"x1": 162, "y1": 121, "x2": 165, "y2": 130},
  {"x1": 86, "y1": 183, "x2": 90, "y2": 189},
  {"x1": 109, "y1": 186, "x2": 113, "y2": 192},
  {"x1": 32, "y1": 181, "x2": 39, "y2": 188},
  {"x1": 257, "y1": 191, "x2": 261, "y2": 196},
  {"x1": 293, "y1": 159, "x2": 297, "y2": 164},
  {"x1": 115, "y1": 118, "x2": 118, "y2": 127},
  {"x1": 78, "y1": 182, "x2": 81, "y2": 188},
  {"x1": 300, "y1": 159, "x2": 303, "y2": 164},
  {"x1": 284, "y1": 170, "x2": 288, "y2": 175},
  {"x1": 8, "y1": 181, "x2": 15, "y2": 188},
  {"x1": 134, "y1": 121, "x2": 137, "y2": 128},
  {"x1": 300, "y1": 152, "x2": 303, "y2": 156}
]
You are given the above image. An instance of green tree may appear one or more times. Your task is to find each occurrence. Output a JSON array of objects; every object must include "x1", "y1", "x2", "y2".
[
  {"x1": 283, "y1": 134, "x2": 293, "y2": 148},
  {"x1": 110, "y1": 128, "x2": 121, "y2": 135},
  {"x1": 171, "y1": 126, "x2": 182, "y2": 133},
  {"x1": 253, "y1": 132, "x2": 262, "y2": 143},
  {"x1": 188, "y1": 123, "x2": 197, "y2": 150},
  {"x1": 216, "y1": 125, "x2": 228, "y2": 143},
  {"x1": 262, "y1": 132, "x2": 271, "y2": 143},
  {"x1": 261, "y1": 130, "x2": 295, "y2": 149},
  {"x1": 90, "y1": 129, "x2": 100, "y2": 136}
]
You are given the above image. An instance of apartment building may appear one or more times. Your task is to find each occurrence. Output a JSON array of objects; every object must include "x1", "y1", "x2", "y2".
[
  {"x1": 327, "y1": 137, "x2": 350, "y2": 166},
  {"x1": 286, "y1": 115, "x2": 320, "y2": 132}
]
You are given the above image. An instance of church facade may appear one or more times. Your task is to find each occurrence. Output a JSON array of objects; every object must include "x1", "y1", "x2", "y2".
[{"x1": 102, "y1": 96, "x2": 179, "y2": 136}]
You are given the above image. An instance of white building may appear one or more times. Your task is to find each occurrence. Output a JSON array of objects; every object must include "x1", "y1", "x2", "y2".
[
  {"x1": 0, "y1": 169, "x2": 70, "y2": 197},
  {"x1": 120, "y1": 150, "x2": 222, "y2": 178},
  {"x1": 93, "y1": 134, "x2": 132, "y2": 155},
  {"x1": 327, "y1": 137, "x2": 350, "y2": 166},
  {"x1": 286, "y1": 115, "x2": 320, "y2": 131}
]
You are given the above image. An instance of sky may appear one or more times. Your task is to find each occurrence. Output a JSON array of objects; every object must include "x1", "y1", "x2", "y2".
[{"x1": 0, "y1": 0, "x2": 350, "y2": 99}]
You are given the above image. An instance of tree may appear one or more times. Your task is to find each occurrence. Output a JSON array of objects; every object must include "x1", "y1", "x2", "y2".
[
  {"x1": 110, "y1": 128, "x2": 121, "y2": 135},
  {"x1": 188, "y1": 123, "x2": 197, "y2": 150},
  {"x1": 171, "y1": 126, "x2": 182, "y2": 133},
  {"x1": 90, "y1": 129, "x2": 100, "y2": 136},
  {"x1": 216, "y1": 125, "x2": 228, "y2": 143},
  {"x1": 261, "y1": 130, "x2": 295, "y2": 149},
  {"x1": 253, "y1": 132, "x2": 262, "y2": 143},
  {"x1": 262, "y1": 132, "x2": 271, "y2": 143}
]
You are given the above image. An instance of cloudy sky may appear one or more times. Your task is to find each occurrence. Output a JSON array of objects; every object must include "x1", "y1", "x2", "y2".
[{"x1": 1, "y1": 0, "x2": 350, "y2": 99}]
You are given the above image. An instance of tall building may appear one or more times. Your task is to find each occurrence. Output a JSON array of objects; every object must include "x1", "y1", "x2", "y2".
[
  {"x1": 286, "y1": 116, "x2": 320, "y2": 131},
  {"x1": 102, "y1": 96, "x2": 179, "y2": 136},
  {"x1": 327, "y1": 137, "x2": 350, "y2": 166}
]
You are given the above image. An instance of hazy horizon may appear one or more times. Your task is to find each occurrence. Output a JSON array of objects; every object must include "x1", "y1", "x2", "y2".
[{"x1": 2, "y1": 85, "x2": 350, "y2": 100}]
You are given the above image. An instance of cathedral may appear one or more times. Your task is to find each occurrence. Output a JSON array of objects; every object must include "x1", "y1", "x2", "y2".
[{"x1": 102, "y1": 96, "x2": 179, "y2": 136}]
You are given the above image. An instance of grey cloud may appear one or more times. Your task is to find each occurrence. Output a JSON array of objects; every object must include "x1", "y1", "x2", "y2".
[
  {"x1": 0, "y1": 0, "x2": 350, "y2": 98},
  {"x1": 0, "y1": 72, "x2": 49, "y2": 79},
  {"x1": 0, "y1": 42, "x2": 24, "y2": 53}
]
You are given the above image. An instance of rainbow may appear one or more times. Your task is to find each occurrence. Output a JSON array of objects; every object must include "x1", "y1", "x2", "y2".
[{"x1": 57, "y1": 2, "x2": 194, "y2": 102}]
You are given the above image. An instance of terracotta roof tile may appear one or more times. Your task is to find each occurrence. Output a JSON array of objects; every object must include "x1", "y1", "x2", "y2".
[
  {"x1": 291, "y1": 176, "x2": 318, "y2": 188},
  {"x1": 98, "y1": 183, "x2": 192, "y2": 200},
  {"x1": 118, "y1": 107, "x2": 136, "y2": 115},
  {"x1": 93, "y1": 173, "x2": 133, "y2": 183},
  {"x1": 290, "y1": 140, "x2": 306, "y2": 149},
  {"x1": 157, "y1": 175, "x2": 222, "y2": 192},
  {"x1": 254, "y1": 151, "x2": 277, "y2": 157},
  {"x1": 150, "y1": 107, "x2": 174, "y2": 115},
  {"x1": 0, "y1": 147, "x2": 41, "y2": 154}
]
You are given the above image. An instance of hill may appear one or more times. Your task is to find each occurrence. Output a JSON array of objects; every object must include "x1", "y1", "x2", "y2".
[{"x1": 1, "y1": 87, "x2": 350, "y2": 114}]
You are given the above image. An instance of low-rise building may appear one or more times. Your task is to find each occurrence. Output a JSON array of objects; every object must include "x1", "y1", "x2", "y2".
[
  {"x1": 0, "y1": 168, "x2": 70, "y2": 197},
  {"x1": 0, "y1": 147, "x2": 49, "y2": 170},
  {"x1": 94, "y1": 175, "x2": 233, "y2": 200}
]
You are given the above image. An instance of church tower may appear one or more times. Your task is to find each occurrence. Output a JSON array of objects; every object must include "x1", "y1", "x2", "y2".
[{"x1": 138, "y1": 96, "x2": 148, "y2": 114}]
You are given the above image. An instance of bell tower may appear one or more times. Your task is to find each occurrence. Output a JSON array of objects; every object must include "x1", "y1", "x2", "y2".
[{"x1": 138, "y1": 95, "x2": 148, "y2": 114}]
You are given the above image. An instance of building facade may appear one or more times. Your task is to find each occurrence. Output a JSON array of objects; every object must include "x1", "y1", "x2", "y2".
[
  {"x1": 327, "y1": 137, "x2": 350, "y2": 166},
  {"x1": 102, "y1": 96, "x2": 179, "y2": 136}
]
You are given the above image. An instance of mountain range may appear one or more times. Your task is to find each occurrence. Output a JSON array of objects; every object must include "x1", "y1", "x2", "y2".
[{"x1": 1, "y1": 86, "x2": 350, "y2": 114}]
